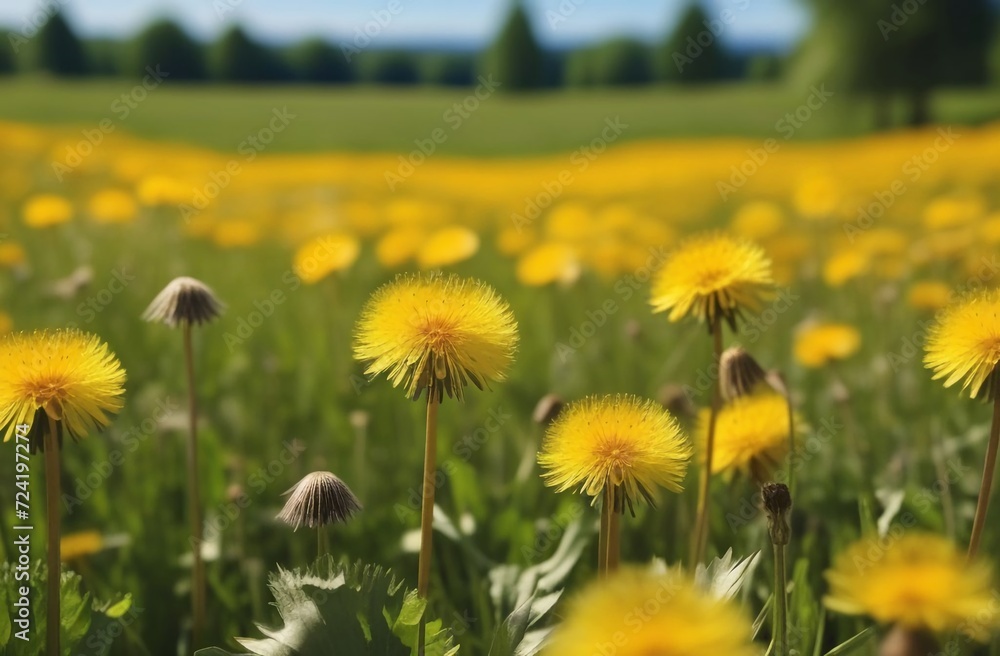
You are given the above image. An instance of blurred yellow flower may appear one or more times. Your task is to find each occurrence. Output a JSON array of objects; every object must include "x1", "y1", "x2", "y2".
[
  {"x1": 650, "y1": 233, "x2": 773, "y2": 329},
  {"x1": 924, "y1": 289, "x2": 1000, "y2": 399},
  {"x1": 0, "y1": 329, "x2": 126, "y2": 442},
  {"x1": 700, "y1": 391, "x2": 796, "y2": 482},
  {"x1": 87, "y1": 189, "x2": 137, "y2": 224},
  {"x1": 353, "y1": 273, "x2": 518, "y2": 401},
  {"x1": 907, "y1": 281, "x2": 952, "y2": 312},
  {"x1": 794, "y1": 322, "x2": 861, "y2": 367},
  {"x1": 543, "y1": 567, "x2": 758, "y2": 656},
  {"x1": 793, "y1": 175, "x2": 839, "y2": 218},
  {"x1": 293, "y1": 233, "x2": 360, "y2": 284},
  {"x1": 822, "y1": 249, "x2": 868, "y2": 287},
  {"x1": 376, "y1": 227, "x2": 424, "y2": 268},
  {"x1": 417, "y1": 226, "x2": 480, "y2": 268},
  {"x1": 538, "y1": 394, "x2": 691, "y2": 510},
  {"x1": 23, "y1": 194, "x2": 72, "y2": 228},
  {"x1": 61, "y1": 530, "x2": 104, "y2": 561},
  {"x1": 0, "y1": 242, "x2": 27, "y2": 268},
  {"x1": 496, "y1": 225, "x2": 535, "y2": 256},
  {"x1": 213, "y1": 220, "x2": 261, "y2": 248},
  {"x1": 730, "y1": 201, "x2": 784, "y2": 239},
  {"x1": 923, "y1": 196, "x2": 984, "y2": 230},
  {"x1": 825, "y1": 532, "x2": 999, "y2": 641},
  {"x1": 137, "y1": 174, "x2": 190, "y2": 206},
  {"x1": 516, "y1": 243, "x2": 580, "y2": 287}
]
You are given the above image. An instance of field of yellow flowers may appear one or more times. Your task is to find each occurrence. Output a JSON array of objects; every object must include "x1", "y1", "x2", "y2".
[{"x1": 2, "y1": 114, "x2": 1000, "y2": 655}]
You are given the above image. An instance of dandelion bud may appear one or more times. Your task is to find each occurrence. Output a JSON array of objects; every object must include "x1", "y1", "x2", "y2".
[
  {"x1": 878, "y1": 625, "x2": 940, "y2": 656},
  {"x1": 532, "y1": 393, "x2": 564, "y2": 425},
  {"x1": 762, "y1": 483, "x2": 791, "y2": 546}
]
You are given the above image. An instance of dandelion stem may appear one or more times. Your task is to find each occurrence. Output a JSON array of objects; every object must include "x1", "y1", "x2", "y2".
[
  {"x1": 607, "y1": 486, "x2": 620, "y2": 573},
  {"x1": 183, "y1": 321, "x2": 206, "y2": 648},
  {"x1": 783, "y1": 381, "x2": 796, "y2": 497},
  {"x1": 598, "y1": 488, "x2": 610, "y2": 577},
  {"x1": 692, "y1": 320, "x2": 723, "y2": 566},
  {"x1": 317, "y1": 526, "x2": 329, "y2": 560},
  {"x1": 773, "y1": 543, "x2": 788, "y2": 656},
  {"x1": 967, "y1": 392, "x2": 1000, "y2": 559},
  {"x1": 417, "y1": 390, "x2": 440, "y2": 655},
  {"x1": 44, "y1": 415, "x2": 61, "y2": 656}
]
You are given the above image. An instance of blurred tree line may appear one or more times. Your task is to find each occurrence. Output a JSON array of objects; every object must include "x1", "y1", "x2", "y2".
[{"x1": 2, "y1": 0, "x2": 999, "y2": 126}]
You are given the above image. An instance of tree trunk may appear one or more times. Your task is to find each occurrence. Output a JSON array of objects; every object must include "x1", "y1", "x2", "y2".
[{"x1": 908, "y1": 86, "x2": 931, "y2": 127}]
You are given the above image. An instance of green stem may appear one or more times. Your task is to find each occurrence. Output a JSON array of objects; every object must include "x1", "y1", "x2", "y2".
[
  {"x1": 691, "y1": 321, "x2": 723, "y2": 567},
  {"x1": 44, "y1": 415, "x2": 61, "y2": 656},
  {"x1": 417, "y1": 391, "x2": 439, "y2": 656},
  {"x1": 598, "y1": 488, "x2": 610, "y2": 577},
  {"x1": 968, "y1": 392, "x2": 1000, "y2": 560},
  {"x1": 773, "y1": 543, "x2": 788, "y2": 656},
  {"x1": 184, "y1": 322, "x2": 206, "y2": 648}
]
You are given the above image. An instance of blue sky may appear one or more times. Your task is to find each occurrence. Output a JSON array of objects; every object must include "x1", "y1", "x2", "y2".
[{"x1": 1, "y1": 0, "x2": 810, "y2": 50}]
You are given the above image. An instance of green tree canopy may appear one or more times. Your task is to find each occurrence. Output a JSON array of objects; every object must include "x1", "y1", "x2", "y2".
[
  {"x1": 287, "y1": 39, "x2": 353, "y2": 83},
  {"x1": 592, "y1": 38, "x2": 653, "y2": 86},
  {"x1": 210, "y1": 25, "x2": 289, "y2": 82},
  {"x1": 658, "y1": 3, "x2": 726, "y2": 83},
  {"x1": 35, "y1": 11, "x2": 88, "y2": 76},
  {"x1": 131, "y1": 19, "x2": 205, "y2": 80},
  {"x1": 483, "y1": 2, "x2": 544, "y2": 91}
]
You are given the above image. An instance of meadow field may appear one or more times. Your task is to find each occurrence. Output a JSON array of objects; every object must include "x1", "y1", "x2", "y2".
[{"x1": 1, "y1": 81, "x2": 1000, "y2": 655}]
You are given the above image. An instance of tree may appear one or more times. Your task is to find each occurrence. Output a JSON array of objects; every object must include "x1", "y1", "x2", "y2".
[
  {"x1": 658, "y1": 3, "x2": 725, "y2": 83},
  {"x1": 483, "y1": 2, "x2": 544, "y2": 91},
  {"x1": 210, "y1": 25, "x2": 289, "y2": 82},
  {"x1": 799, "y1": 0, "x2": 995, "y2": 126},
  {"x1": 0, "y1": 35, "x2": 13, "y2": 74},
  {"x1": 35, "y1": 12, "x2": 87, "y2": 76},
  {"x1": 287, "y1": 39, "x2": 352, "y2": 83},
  {"x1": 422, "y1": 54, "x2": 475, "y2": 87},
  {"x1": 131, "y1": 19, "x2": 205, "y2": 80},
  {"x1": 591, "y1": 38, "x2": 653, "y2": 86},
  {"x1": 359, "y1": 51, "x2": 420, "y2": 85},
  {"x1": 563, "y1": 48, "x2": 596, "y2": 87}
]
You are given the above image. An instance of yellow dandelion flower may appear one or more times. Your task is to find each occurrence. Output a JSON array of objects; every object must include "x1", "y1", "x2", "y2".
[
  {"x1": 353, "y1": 273, "x2": 518, "y2": 401},
  {"x1": 538, "y1": 395, "x2": 691, "y2": 511},
  {"x1": 496, "y1": 225, "x2": 535, "y2": 256},
  {"x1": 87, "y1": 189, "x2": 138, "y2": 224},
  {"x1": 700, "y1": 391, "x2": 798, "y2": 482},
  {"x1": 924, "y1": 289, "x2": 1000, "y2": 399},
  {"x1": 544, "y1": 567, "x2": 758, "y2": 656},
  {"x1": 824, "y1": 533, "x2": 999, "y2": 641},
  {"x1": 516, "y1": 242, "x2": 580, "y2": 287},
  {"x1": 137, "y1": 174, "x2": 189, "y2": 206},
  {"x1": 907, "y1": 281, "x2": 952, "y2": 312},
  {"x1": 213, "y1": 220, "x2": 261, "y2": 248},
  {"x1": 650, "y1": 233, "x2": 773, "y2": 329},
  {"x1": 376, "y1": 227, "x2": 425, "y2": 268},
  {"x1": 23, "y1": 194, "x2": 73, "y2": 228},
  {"x1": 0, "y1": 242, "x2": 27, "y2": 269},
  {"x1": 0, "y1": 330, "x2": 126, "y2": 442},
  {"x1": 417, "y1": 226, "x2": 480, "y2": 269},
  {"x1": 822, "y1": 249, "x2": 869, "y2": 287},
  {"x1": 793, "y1": 174, "x2": 839, "y2": 218},
  {"x1": 794, "y1": 322, "x2": 861, "y2": 368},
  {"x1": 294, "y1": 233, "x2": 360, "y2": 284},
  {"x1": 60, "y1": 530, "x2": 104, "y2": 561},
  {"x1": 923, "y1": 196, "x2": 984, "y2": 230},
  {"x1": 730, "y1": 201, "x2": 784, "y2": 239}
]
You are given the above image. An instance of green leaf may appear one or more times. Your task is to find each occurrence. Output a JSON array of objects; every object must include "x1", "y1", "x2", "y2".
[
  {"x1": 823, "y1": 626, "x2": 875, "y2": 656},
  {"x1": 201, "y1": 557, "x2": 459, "y2": 656}
]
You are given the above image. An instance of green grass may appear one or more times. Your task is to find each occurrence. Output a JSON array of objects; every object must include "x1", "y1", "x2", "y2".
[{"x1": 2, "y1": 77, "x2": 999, "y2": 155}]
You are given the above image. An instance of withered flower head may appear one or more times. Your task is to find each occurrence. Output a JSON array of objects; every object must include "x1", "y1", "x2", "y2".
[
  {"x1": 143, "y1": 276, "x2": 224, "y2": 327},
  {"x1": 532, "y1": 393, "x2": 564, "y2": 425},
  {"x1": 277, "y1": 471, "x2": 362, "y2": 531},
  {"x1": 719, "y1": 346, "x2": 768, "y2": 402},
  {"x1": 762, "y1": 482, "x2": 791, "y2": 545}
]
